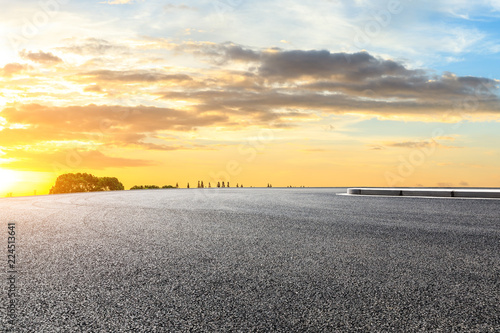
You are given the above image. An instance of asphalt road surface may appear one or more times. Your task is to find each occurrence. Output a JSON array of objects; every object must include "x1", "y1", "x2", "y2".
[{"x1": 1, "y1": 188, "x2": 499, "y2": 332}]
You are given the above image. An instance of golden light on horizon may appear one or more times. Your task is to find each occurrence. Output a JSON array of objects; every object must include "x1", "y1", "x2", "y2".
[{"x1": 0, "y1": 0, "x2": 497, "y2": 196}]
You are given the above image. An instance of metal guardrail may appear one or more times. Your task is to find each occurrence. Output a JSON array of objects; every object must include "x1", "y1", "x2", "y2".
[{"x1": 347, "y1": 188, "x2": 500, "y2": 199}]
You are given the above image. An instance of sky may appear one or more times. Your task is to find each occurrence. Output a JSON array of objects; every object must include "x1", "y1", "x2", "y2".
[{"x1": 1, "y1": 0, "x2": 500, "y2": 195}]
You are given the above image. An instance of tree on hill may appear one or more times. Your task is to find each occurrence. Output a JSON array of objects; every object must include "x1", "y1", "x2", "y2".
[
  {"x1": 49, "y1": 173, "x2": 124, "y2": 194},
  {"x1": 99, "y1": 177, "x2": 125, "y2": 191}
]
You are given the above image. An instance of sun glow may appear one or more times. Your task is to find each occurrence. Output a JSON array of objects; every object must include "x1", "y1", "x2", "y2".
[{"x1": 0, "y1": 168, "x2": 20, "y2": 194}]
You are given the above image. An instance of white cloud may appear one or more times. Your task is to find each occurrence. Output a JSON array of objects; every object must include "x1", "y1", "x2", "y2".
[
  {"x1": 491, "y1": 0, "x2": 500, "y2": 10},
  {"x1": 436, "y1": 0, "x2": 500, "y2": 17},
  {"x1": 0, "y1": 0, "x2": 498, "y2": 75}
]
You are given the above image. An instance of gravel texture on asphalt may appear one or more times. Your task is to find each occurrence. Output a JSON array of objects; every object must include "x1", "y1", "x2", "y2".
[{"x1": 0, "y1": 188, "x2": 499, "y2": 332}]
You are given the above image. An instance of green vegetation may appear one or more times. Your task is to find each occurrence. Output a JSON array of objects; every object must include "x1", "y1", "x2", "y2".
[
  {"x1": 130, "y1": 185, "x2": 178, "y2": 190},
  {"x1": 49, "y1": 173, "x2": 124, "y2": 194},
  {"x1": 130, "y1": 185, "x2": 160, "y2": 190},
  {"x1": 49, "y1": 173, "x2": 265, "y2": 195}
]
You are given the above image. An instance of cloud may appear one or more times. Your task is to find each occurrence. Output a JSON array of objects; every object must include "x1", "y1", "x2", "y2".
[
  {"x1": 1, "y1": 63, "x2": 29, "y2": 77},
  {"x1": 304, "y1": 73, "x2": 498, "y2": 101},
  {"x1": 56, "y1": 38, "x2": 130, "y2": 56},
  {"x1": 6, "y1": 37, "x2": 498, "y2": 126},
  {"x1": 20, "y1": 50, "x2": 63, "y2": 64},
  {"x1": 166, "y1": 43, "x2": 500, "y2": 121},
  {"x1": 436, "y1": 0, "x2": 500, "y2": 17},
  {"x1": 386, "y1": 140, "x2": 461, "y2": 149},
  {"x1": 84, "y1": 85, "x2": 104, "y2": 93},
  {"x1": 0, "y1": 126, "x2": 84, "y2": 147},
  {"x1": 3, "y1": 39, "x2": 500, "y2": 146},
  {"x1": 0, "y1": 103, "x2": 231, "y2": 171},
  {"x1": 187, "y1": 43, "x2": 415, "y2": 79},
  {"x1": 5, "y1": 40, "x2": 500, "y2": 129},
  {"x1": 0, "y1": 104, "x2": 229, "y2": 136},
  {"x1": 3, "y1": 149, "x2": 157, "y2": 171},
  {"x1": 81, "y1": 70, "x2": 192, "y2": 83},
  {"x1": 259, "y1": 50, "x2": 413, "y2": 80},
  {"x1": 188, "y1": 43, "x2": 261, "y2": 64}
]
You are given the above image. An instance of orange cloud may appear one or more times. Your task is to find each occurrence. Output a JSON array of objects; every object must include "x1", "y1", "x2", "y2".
[
  {"x1": 1, "y1": 63, "x2": 30, "y2": 77},
  {"x1": 1, "y1": 104, "x2": 229, "y2": 134},
  {"x1": 0, "y1": 103, "x2": 239, "y2": 172},
  {"x1": 20, "y1": 50, "x2": 63, "y2": 64},
  {"x1": 3, "y1": 149, "x2": 157, "y2": 171}
]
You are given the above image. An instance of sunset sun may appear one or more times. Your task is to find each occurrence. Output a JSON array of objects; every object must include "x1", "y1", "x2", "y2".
[{"x1": 0, "y1": 168, "x2": 19, "y2": 193}]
